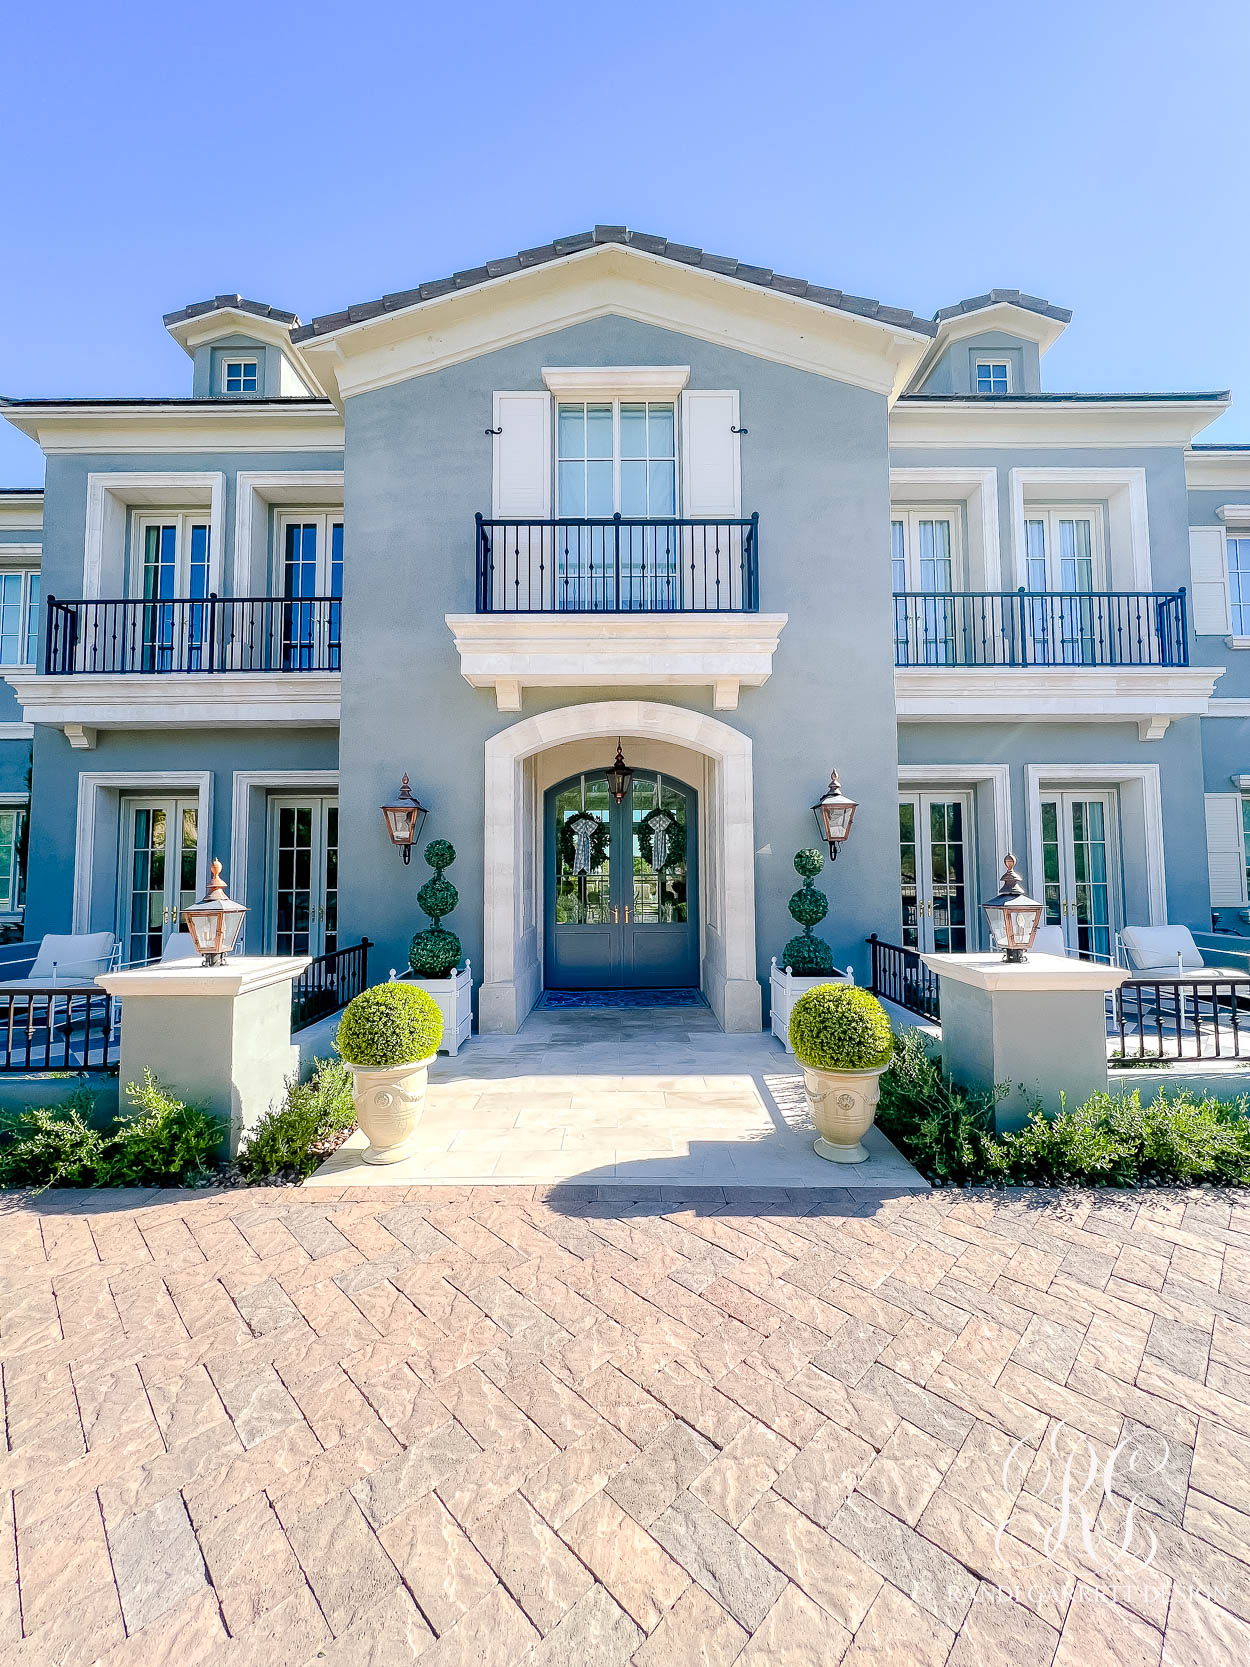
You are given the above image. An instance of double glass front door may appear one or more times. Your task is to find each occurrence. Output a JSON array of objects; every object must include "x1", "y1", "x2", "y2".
[{"x1": 546, "y1": 770, "x2": 697, "y2": 989}]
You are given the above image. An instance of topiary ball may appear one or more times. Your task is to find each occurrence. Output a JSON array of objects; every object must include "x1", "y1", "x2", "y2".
[
  {"x1": 782, "y1": 933, "x2": 836, "y2": 975},
  {"x1": 790, "y1": 984, "x2": 892, "y2": 1073},
  {"x1": 793, "y1": 847, "x2": 825, "y2": 879},
  {"x1": 408, "y1": 927, "x2": 462, "y2": 978},
  {"x1": 336, "y1": 982, "x2": 443, "y2": 1068},
  {"x1": 424, "y1": 838, "x2": 456, "y2": 872},
  {"x1": 788, "y1": 884, "x2": 829, "y2": 928},
  {"x1": 417, "y1": 876, "x2": 458, "y2": 922}
]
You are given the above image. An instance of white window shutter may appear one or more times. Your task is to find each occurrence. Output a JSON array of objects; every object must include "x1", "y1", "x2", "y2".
[
  {"x1": 681, "y1": 391, "x2": 741, "y2": 517},
  {"x1": 492, "y1": 392, "x2": 551, "y2": 517},
  {"x1": 1205, "y1": 793, "x2": 1247, "y2": 906},
  {"x1": 1189, "y1": 527, "x2": 1231, "y2": 636}
]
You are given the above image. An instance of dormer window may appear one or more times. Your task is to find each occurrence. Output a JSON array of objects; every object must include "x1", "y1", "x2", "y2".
[
  {"x1": 975, "y1": 360, "x2": 1011, "y2": 395},
  {"x1": 222, "y1": 358, "x2": 259, "y2": 395}
]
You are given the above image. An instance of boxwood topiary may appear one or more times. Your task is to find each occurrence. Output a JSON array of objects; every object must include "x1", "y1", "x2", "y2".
[
  {"x1": 782, "y1": 848, "x2": 836, "y2": 974},
  {"x1": 337, "y1": 982, "x2": 443, "y2": 1068},
  {"x1": 409, "y1": 840, "x2": 462, "y2": 978},
  {"x1": 790, "y1": 984, "x2": 892, "y2": 1073}
]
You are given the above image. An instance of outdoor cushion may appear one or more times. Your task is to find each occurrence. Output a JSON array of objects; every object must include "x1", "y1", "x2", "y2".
[
  {"x1": 21, "y1": 932, "x2": 116, "y2": 983},
  {"x1": 1031, "y1": 925, "x2": 1069, "y2": 957},
  {"x1": 1120, "y1": 925, "x2": 1203, "y2": 972},
  {"x1": 160, "y1": 933, "x2": 198, "y2": 963}
]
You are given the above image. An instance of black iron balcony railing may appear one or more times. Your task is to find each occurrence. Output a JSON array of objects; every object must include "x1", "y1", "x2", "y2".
[
  {"x1": 893, "y1": 588, "x2": 1188, "y2": 668},
  {"x1": 476, "y1": 514, "x2": 759, "y2": 612},
  {"x1": 45, "y1": 595, "x2": 342, "y2": 675}
]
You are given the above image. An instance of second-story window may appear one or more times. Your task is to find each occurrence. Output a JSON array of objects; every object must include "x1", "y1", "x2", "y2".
[
  {"x1": 892, "y1": 510, "x2": 958, "y2": 666},
  {"x1": 1227, "y1": 535, "x2": 1250, "y2": 635},
  {"x1": 222, "y1": 358, "x2": 259, "y2": 395},
  {"x1": 556, "y1": 402, "x2": 677, "y2": 517},
  {"x1": 1024, "y1": 507, "x2": 1103, "y2": 593},
  {"x1": 276, "y1": 512, "x2": 343, "y2": 671},
  {"x1": 975, "y1": 361, "x2": 1010, "y2": 395},
  {"x1": 132, "y1": 514, "x2": 211, "y2": 600},
  {"x1": 0, "y1": 571, "x2": 41, "y2": 667}
]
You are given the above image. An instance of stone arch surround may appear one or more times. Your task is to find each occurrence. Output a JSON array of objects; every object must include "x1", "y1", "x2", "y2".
[{"x1": 479, "y1": 700, "x2": 761, "y2": 1033}]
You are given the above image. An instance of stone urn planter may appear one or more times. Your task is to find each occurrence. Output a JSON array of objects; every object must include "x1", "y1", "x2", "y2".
[
  {"x1": 336, "y1": 981, "x2": 444, "y2": 1165},
  {"x1": 789, "y1": 983, "x2": 894, "y2": 1164}
]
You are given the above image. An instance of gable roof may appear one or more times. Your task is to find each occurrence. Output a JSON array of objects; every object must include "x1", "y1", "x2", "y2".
[
  {"x1": 934, "y1": 288, "x2": 1072, "y2": 326},
  {"x1": 163, "y1": 295, "x2": 300, "y2": 329},
  {"x1": 289, "y1": 226, "x2": 939, "y2": 344}
]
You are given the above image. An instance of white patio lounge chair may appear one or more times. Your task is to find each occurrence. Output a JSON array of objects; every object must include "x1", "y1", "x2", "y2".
[
  {"x1": 0, "y1": 932, "x2": 118, "y2": 993},
  {"x1": 1119, "y1": 925, "x2": 1250, "y2": 983},
  {"x1": 1030, "y1": 925, "x2": 1070, "y2": 957}
]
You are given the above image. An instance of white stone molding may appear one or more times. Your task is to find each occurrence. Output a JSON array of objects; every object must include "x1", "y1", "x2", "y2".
[
  {"x1": 897, "y1": 764, "x2": 1012, "y2": 869},
  {"x1": 0, "y1": 542, "x2": 41, "y2": 569},
  {"x1": 4, "y1": 672, "x2": 340, "y2": 736},
  {"x1": 893, "y1": 398, "x2": 1227, "y2": 450},
  {"x1": 1023, "y1": 762, "x2": 1167, "y2": 928},
  {"x1": 889, "y1": 468, "x2": 1002, "y2": 588},
  {"x1": 541, "y1": 366, "x2": 690, "y2": 400},
  {"x1": 63, "y1": 724, "x2": 97, "y2": 750},
  {"x1": 233, "y1": 470, "x2": 344, "y2": 595},
  {"x1": 83, "y1": 471, "x2": 226, "y2": 599},
  {"x1": 1007, "y1": 467, "x2": 1151, "y2": 590},
  {"x1": 445, "y1": 613, "x2": 787, "y2": 711},
  {"x1": 894, "y1": 664, "x2": 1221, "y2": 739},
  {"x1": 479, "y1": 700, "x2": 759, "y2": 1035},
  {"x1": 72, "y1": 770, "x2": 214, "y2": 933},
  {"x1": 4, "y1": 405, "x2": 343, "y2": 457},
  {"x1": 0, "y1": 723, "x2": 34, "y2": 740}
]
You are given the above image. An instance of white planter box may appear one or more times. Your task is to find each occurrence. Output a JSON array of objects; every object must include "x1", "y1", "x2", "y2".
[
  {"x1": 403, "y1": 962, "x2": 473, "y2": 1055},
  {"x1": 770, "y1": 957, "x2": 854, "y2": 1054}
]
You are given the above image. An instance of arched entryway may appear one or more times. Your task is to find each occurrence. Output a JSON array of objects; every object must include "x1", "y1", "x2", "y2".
[{"x1": 480, "y1": 700, "x2": 760, "y2": 1033}]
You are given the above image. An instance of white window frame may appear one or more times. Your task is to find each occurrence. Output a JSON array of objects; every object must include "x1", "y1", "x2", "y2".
[
  {"x1": 84, "y1": 472, "x2": 225, "y2": 600},
  {"x1": 0, "y1": 569, "x2": 42, "y2": 668},
  {"x1": 0, "y1": 795, "x2": 28, "y2": 918},
  {"x1": 273, "y1": 510, "x2": 344, "y2": 596},
  {"x1": 1020, "y1": 503, "x2": 1107, "y2": 592},
  {"x1": 889, "y1": 506, "x2": 963, "y2": 591},
  {"x1": 975, "y1": 359, "x2": 1012, "y2": 395},
  {"x1": 554, "y1": 398, "x2": 680, "y2": 517},
  {"x1": 128, "y1": 509, "x2": 213, "y2": 599},
  {"x1": 1009, "y1": 468, "x2": 1150, "y2": 591},
  {"x1": 1225, "y1": 531, "x2": 1250, "y2": 637},
  {"x1": 221, "y1": 357, "x2": 260, "y2": 396}
]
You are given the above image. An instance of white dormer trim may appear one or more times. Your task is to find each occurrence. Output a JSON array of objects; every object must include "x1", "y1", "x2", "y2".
[
  {"x1": 165, "y1": 307, "x2": 325, "y2": 400},
  {"x1": 1008, "y1": 467, "x2": 1151, "y2": 590},
  {"x1": 889, "y1": 468, "x2": 1001, "y2": 589},
  {"x1": 542, "y1": 366, "x2": 690, "y2": 401},
  {"x1": 1216, "y1": 504, "x2": 1250, "y2": 526},
  {"x1": 83, "y1": 471, "x2": 225, "y2": 599},
  {"x1": 906, "y1": 301, "x2": 1069, "y2": 393}
]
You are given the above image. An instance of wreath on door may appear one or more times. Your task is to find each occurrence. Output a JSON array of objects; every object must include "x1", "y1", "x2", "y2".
[
  {"x1": 559, "y1": 810, "x2": 610, "y2": 875},
  {"x1": 637, "y1": 806, "x2": 686, "y2": 873}
]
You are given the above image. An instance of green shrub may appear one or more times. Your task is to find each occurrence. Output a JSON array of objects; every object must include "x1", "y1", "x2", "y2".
[
  {"x1": 100, "y1": 1071, "x2": 223, "y2": 1186},
  {"x1": 790, "y1": 984, "x2": 892, "y2": 1072},
  {"x1": 782, "y1": 933, "x2": 836, "y2": 975},
  {"x1": 337, "y1": 981, "x2": 443, "y2": 1067},
  {"x1": 781, "y1": 848, "x2": 835, "y2": 975},
  {"x1": 0, "y1": 1089, "x2": 107, "y2": 1189},
  {"x1": 237, "y1": 1058, "x2": 356, "y2": 1180},
  {"x1": 409, "y1": 840, "x2": 462, "y2": 978},
  {"x1": 875, "y1": 1028, "x2": 998, "y2": 1186}
]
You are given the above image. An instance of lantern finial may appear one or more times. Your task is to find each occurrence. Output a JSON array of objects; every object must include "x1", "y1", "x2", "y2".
[{"x1": 183, "y1": 858, "x2": 248, "y2": 966}]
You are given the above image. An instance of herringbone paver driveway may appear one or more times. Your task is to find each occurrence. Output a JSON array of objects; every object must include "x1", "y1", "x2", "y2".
[{"x1": 3, "y1": 1184, "x2": 1249, "y2": 1666}]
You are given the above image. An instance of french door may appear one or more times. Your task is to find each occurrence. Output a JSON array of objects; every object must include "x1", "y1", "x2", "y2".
[
  {"x1": 131, "y1": 513, "x2": 211, "y2": 671},
  {"x1": 899, "y1": 793, "x2": 975, "y2": 953},
  {"x1": 892, "y1": 511, "x2": 958, "y2": 665},
  {"x1": 266, "y1": 796, "x2": 338, "y2": 958},
  {"x1": 1040, "y1": 791, "x2": 1118, "y2": 961},
  {"x1": 546, "y1": 769, "x2": 698, "y2": 989},
  {"x1": 278, "y1": 513, "x2": 343, "y2": 670},
  {"x1": 1024, "y1": 507, "x2": 1103, "y2": 664},
  {"x1": 121, "y1": 797, "x2": 199, "y2": 964}
]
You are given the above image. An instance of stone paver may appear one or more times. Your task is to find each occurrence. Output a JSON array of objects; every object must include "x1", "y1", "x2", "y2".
[{"x1": 3, "y1": 1183, "x2": 1249, "y2": 1663}]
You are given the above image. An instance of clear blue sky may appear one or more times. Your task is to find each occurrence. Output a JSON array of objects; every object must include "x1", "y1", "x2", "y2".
[{"x1": 3, "y1": 0, "x2": 1248, "y2": 485}]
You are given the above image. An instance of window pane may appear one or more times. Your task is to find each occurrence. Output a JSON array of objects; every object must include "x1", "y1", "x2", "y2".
[
  {"x1": 557, "y1": 404, "x2": 584, "y2": 460},
  {"x1": 619, "y1": 403, "x2": 646, "y2": 459},
  {"x1": 585, "y1": 404, "x2": 612, "y2": 460},
  {"x1": 24, "y1": 574, "x2": 40, "y2": 665},
  {"x1": 648, "y1": 404, "x2": 675, "y2": 459}
]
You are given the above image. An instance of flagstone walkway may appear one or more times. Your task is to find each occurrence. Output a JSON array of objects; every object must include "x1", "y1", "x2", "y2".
[{"x1": 3, "y1": 1183, "x2": 1249, "y2": 1666}]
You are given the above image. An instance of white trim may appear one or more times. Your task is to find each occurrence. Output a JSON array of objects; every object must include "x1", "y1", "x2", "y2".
[
  {"x1": 3, "y1": 405, "x2": 343, "y2": 455},
  {"x1": 4, "y1": 671, "x2": 340, "y2": 733},
  {"x1": 233, "y1": 470, "x2": 344, "y2": 595},
  {"x1": 1209, "y1": 699, "x2": 1250, "y2": 717},
  {"x1": 0, "y1": 495, "x2": 43, "y2": 532},
  {"x1": 72, "y1": 771, "x2": 213, "y2": 934},
  {"x1": 229, "y1": 769, "x2": 339, "y2": 915},
  {"x1": 84, "y1": 471, "x2": 225, "y2": 599},
  {"x1": 893, "y1": 399, "x2": 1226, "y2": 449},
  {"x1": 219, "y1": 356, "x2": 260, "y2": 397},
  {"x1": 1215, "y1": 504, "x2": 1250, "y2": 525},
  {"x1": 973, "y1": 358, "x2": 1013, "y2": 395},
  {"x1": 0, "y1": 542, "x2": 41, "y2": 568},
  {"x1": 889, "y1": 468, "x2": 1001, "y2": 588},
  {"x1": 1008, "y1": 467, "x2": 1150, "y2": 590},
  {"x1": 542, "y1": 366, "x2": 690, "y2": 400},
  {"x1": 897, "y1": 764, "x2": 1012, "y2": 868},
  {"x1": 480, "y1": 700, "x2": 759, "y2": 1034},
  {"x1": 1186, "y1": 452, "x2": 1250, "y2": 489},
  {"x1": 1024, "y1": 763, "x2": 1166, "y2": 928},
  {"x1": 894, "y1": 664, "x2": 1221, "y2": 738},
  {"x1": 906, "y1": 302, "x2": 1069, "y2": 393},
  {"x1": 1224, "y1": 638, "x2": 1250, "y2": 650},
  {"x1": 0, "y1": 723, "x2": 32, "y2": 740}
]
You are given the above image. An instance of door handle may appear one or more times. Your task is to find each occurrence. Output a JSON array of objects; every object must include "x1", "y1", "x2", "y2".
[
  {"x1": 1062, "y1": 898, "x2": 1069, "y2": 916},
  {"x1": 624, "y1": 905, "x2": 630, "y2": 923},
  {"x1": 613, "y1": 906, "x2": 619, "y2": 923}
]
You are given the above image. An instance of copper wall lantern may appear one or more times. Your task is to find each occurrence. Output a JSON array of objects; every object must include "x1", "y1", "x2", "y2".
[
  {"x1": 381, "y1": 775, "x2": 429, "y2": 864},
  {"x1": 983, "y1": 854, "x2": 1044, "y2": 962},
  {"x1": 607, "y1": 740, "x2": 634, "y2": 806},
  {"x1": 812, "y1": 769, "x2": 858, "y2": 859},
  {"x1": 183, "y1": 859, "x2": 248, "y2": 966}
]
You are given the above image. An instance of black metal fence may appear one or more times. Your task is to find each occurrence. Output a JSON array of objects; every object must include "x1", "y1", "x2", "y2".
[
  {"x1": 291, "y1": 939, "x2": 371, "y2": 1034},
  {"x1": 46, "y1": 595, "x2": 342, "y2": 675},
  {"x1": 475, "y1": 514, "x2": 760, "y2": 612},
  {"x1": 1110, "y1": 978, "x2": 1250, "y2": 1062},
  {"x1": 893, "y1": 589, "x2": 1188, "y2": 668},
  {"x1": 0, "y1": 989, "x2": 118, "y2": 1071},
  {"x1": 867, "y1": 935, "x2": 941, "y2": 1021}
]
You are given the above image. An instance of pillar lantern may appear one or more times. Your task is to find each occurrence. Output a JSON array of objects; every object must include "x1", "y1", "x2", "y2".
[
  {"x1": 382, "y1": 775, "x2": 429, "y2": 864},
  {"x1": 983, "y1": 854, "x2": 1044, "y2": 962},
  {"x1": 811, "y1": 769, "x2": 858, "y2": 859},
  {"x1": 183, "y1": 860, "x2": 248, "y2": 966}
]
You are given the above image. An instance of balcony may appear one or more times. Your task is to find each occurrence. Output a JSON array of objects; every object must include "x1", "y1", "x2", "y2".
[
  {"x1": 892, "y1": 589, "x2": 1189, "y2": 669},
  {"x1": 46, "y1": 595, "x2": 341, "y2": 675},
  {"x1": 452, "y1": 513, "x2": 785, "y2": 710},
  {"x1": 476, "y1": 514, "x2": 759, "y2": 613}
]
